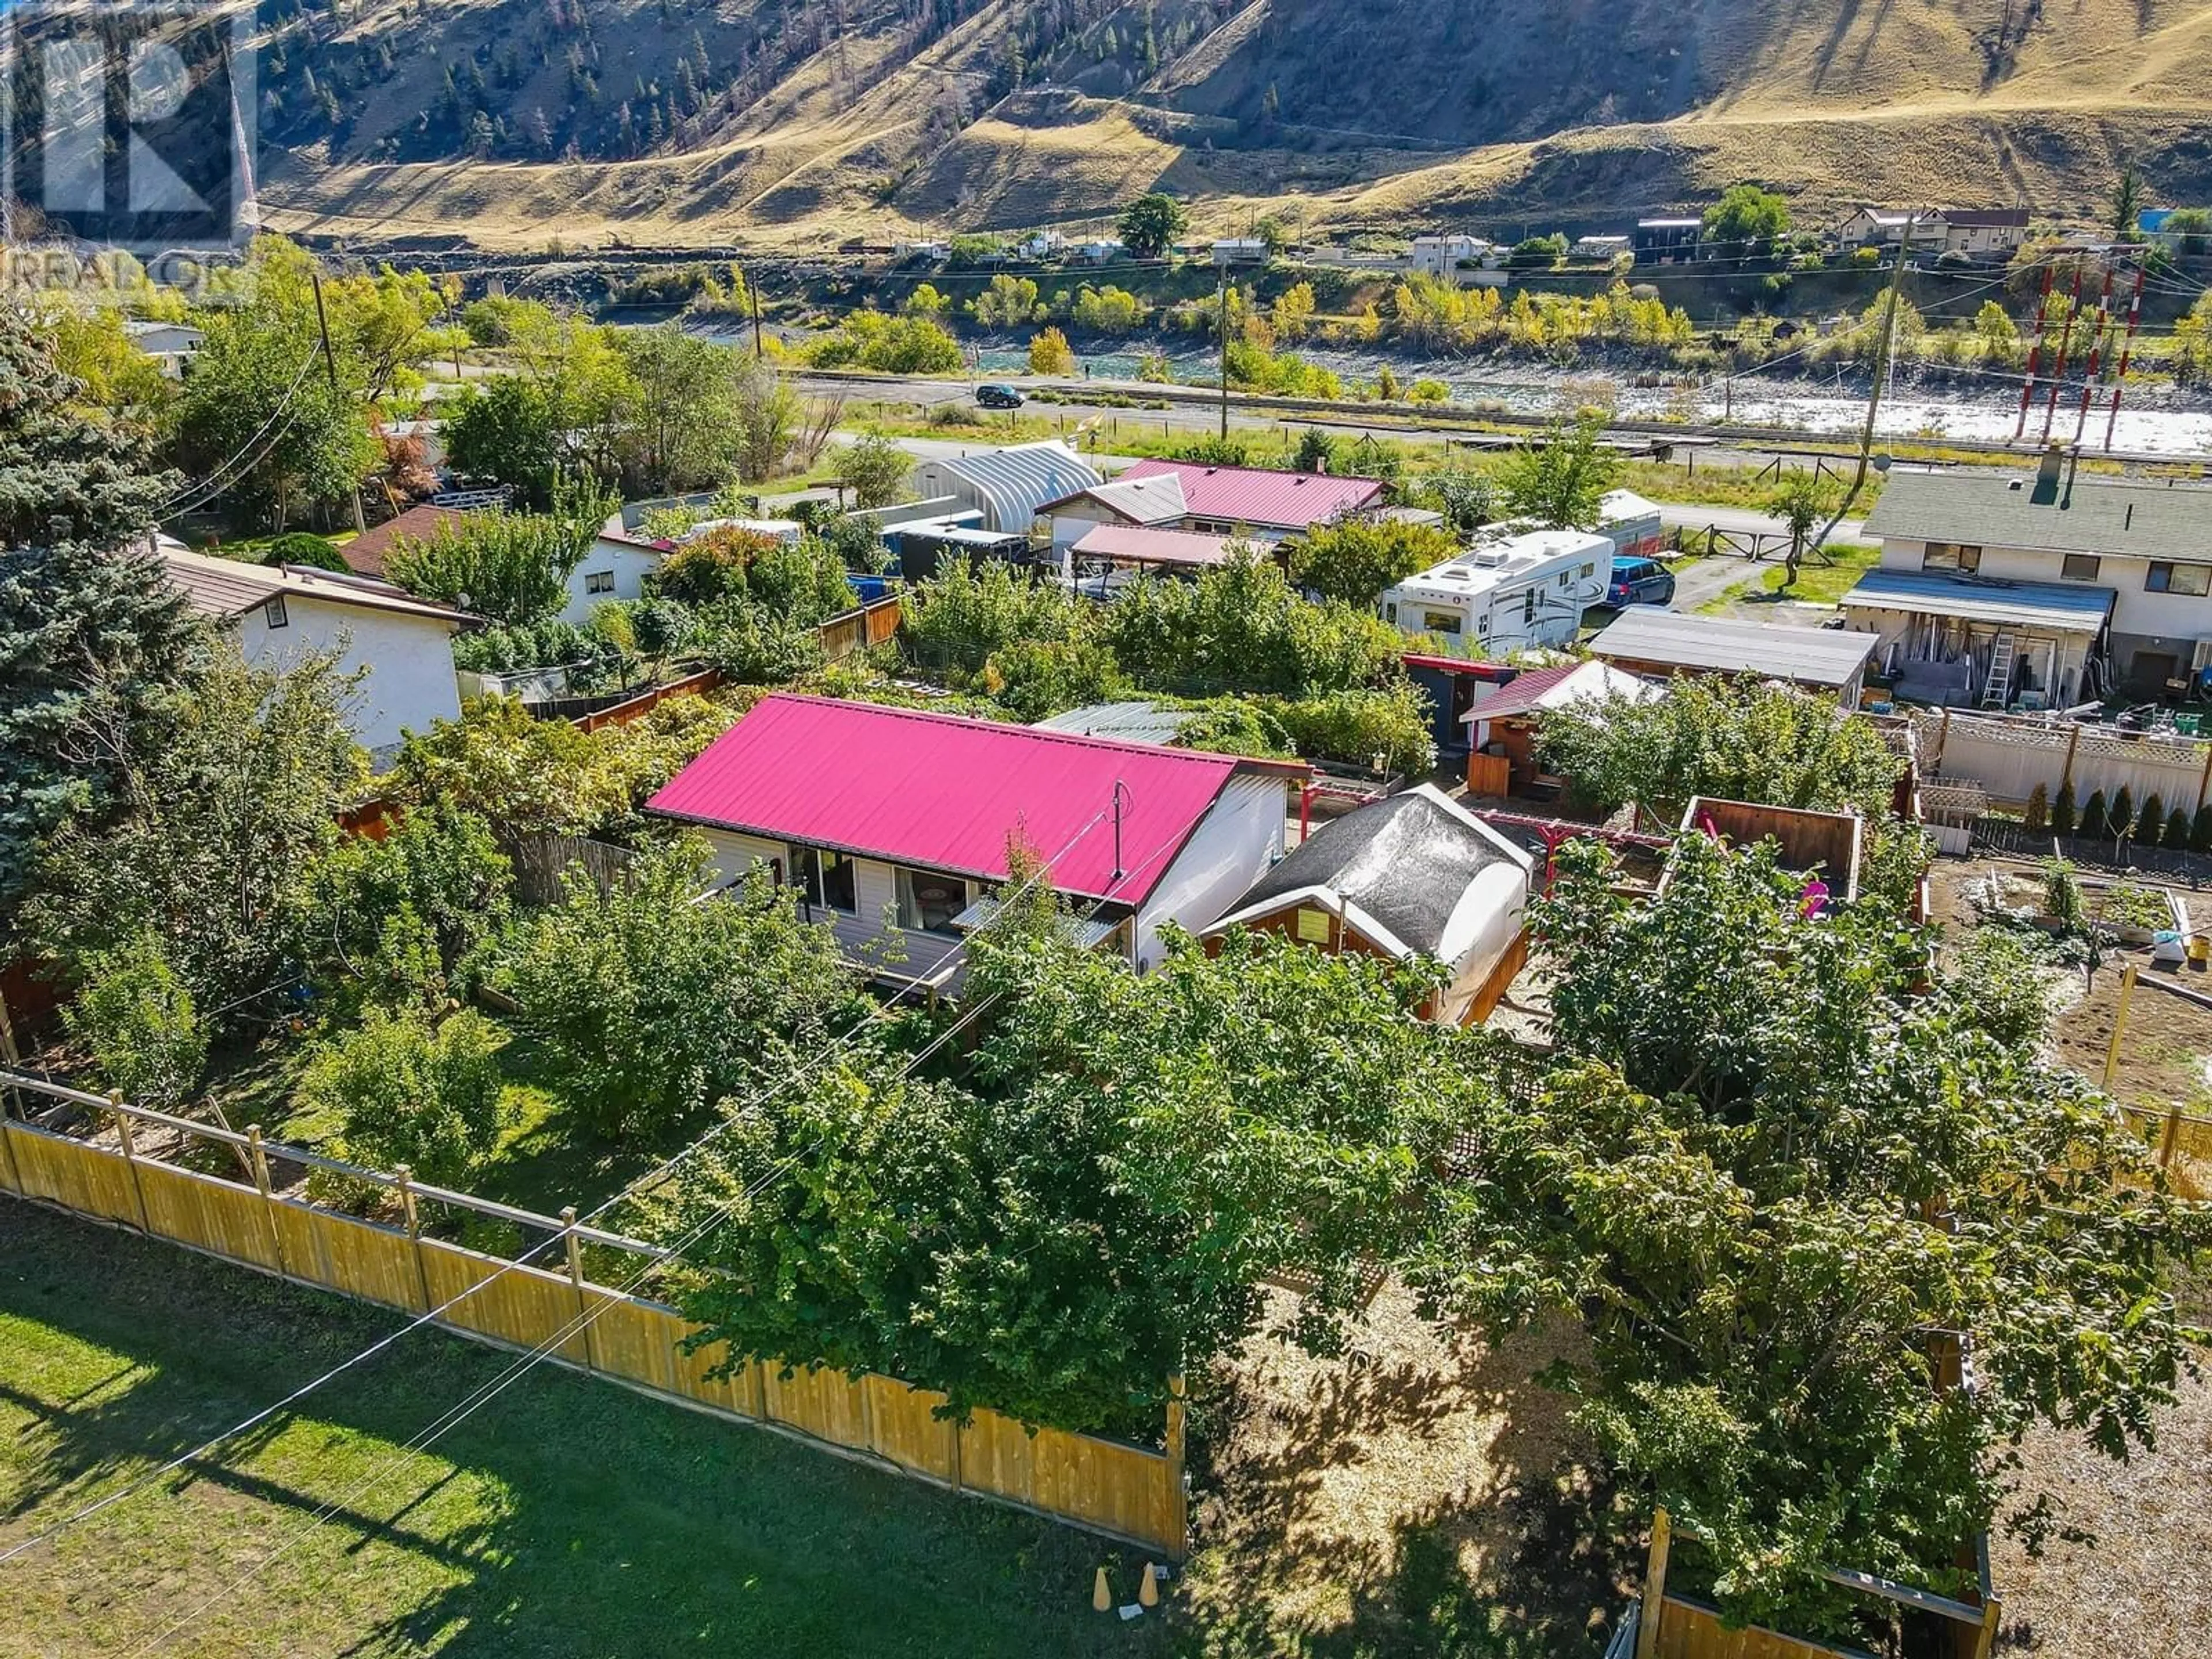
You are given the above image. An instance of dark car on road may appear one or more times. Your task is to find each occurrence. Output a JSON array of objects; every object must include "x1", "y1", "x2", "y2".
[
  {"x1": 1605, "y1": 555, "x2": 1675, "y2": 608},
  {"x1": 976, "y1": 383, "x2": 1025, "y2": 410}
]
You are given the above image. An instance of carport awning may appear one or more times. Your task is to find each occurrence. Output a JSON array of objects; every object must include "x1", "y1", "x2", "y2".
[{"x1": 1839, "y1": 569, "x2": 2114, "y2": 634}]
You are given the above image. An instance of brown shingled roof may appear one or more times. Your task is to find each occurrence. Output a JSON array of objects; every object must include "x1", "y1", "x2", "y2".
[{"x1": 339, "y1": 503, "x2": 464, "y2": 578}]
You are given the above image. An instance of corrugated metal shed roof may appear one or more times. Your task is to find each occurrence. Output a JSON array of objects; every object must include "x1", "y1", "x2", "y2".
[
  {"x1": 921, "y1": 441, "x2": 1101, "y2": 533},
  {"x1": 1589, "y1": 609, "x2": 1880, "y2": 687},
  {"x1": 1032, "y1": 700, "x2": 1198, "y2": 745},
  {"x1": 162, "y1": 548, "x2": 472, "y2": 627},
  {"x1": 647, "y1": 693, "x2": 1260, "y2": 903},
  {"x1": 1839, "y1": 567, "x2": 2116, "y2": 632},
  {"x1": 1863, "y1": 467, "x2": 2212, "y2": 560},
  {"x1": 1070, "y1": 523, "x2": 1230, "y2": 566},
  {"x1": 1115, "y1": 460, "x2": 1384, "y2": 531},
  {"x1": 1462, "y1": 661, "x2": 1657, "y2": 724},
  {"x1": 1059, "y1": 474, "x2": 1188, "y2": 525}
]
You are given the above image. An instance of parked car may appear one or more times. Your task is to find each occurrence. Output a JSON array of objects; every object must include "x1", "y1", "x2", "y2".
[
  {"x1": 976, "y1": 383, "x2": 1025, "y2": 410},
  {"x1": 1605, "y1": 555, "x2": 1675, "y2": 608}
]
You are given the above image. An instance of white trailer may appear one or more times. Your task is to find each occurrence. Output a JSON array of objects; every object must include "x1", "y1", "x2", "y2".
[{"x1": 1380, "y1": 529, "x2": 1611, "y2": 660}]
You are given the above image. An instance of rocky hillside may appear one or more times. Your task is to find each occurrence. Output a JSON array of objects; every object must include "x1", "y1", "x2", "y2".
[{"x1": 245, "y1": 0, "x2": 2212, "y2": 247}]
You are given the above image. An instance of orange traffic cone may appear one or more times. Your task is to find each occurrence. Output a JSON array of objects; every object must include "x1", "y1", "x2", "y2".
[
  {"x1": 1138, "y1": 1563, "x2": 1160, "y2": 1608},
  {"x1": 1092, "y1": 1566, "x2": 1112, "y2": 1612}
]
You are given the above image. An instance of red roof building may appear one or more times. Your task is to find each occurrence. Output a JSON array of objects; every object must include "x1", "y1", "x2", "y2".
[
  {"x1": 1044, "y1": 460, "x2": 1385, "y2": 544},
  {"x1": 647, "y1": 694, "x2": 1307, "y2": 985},
  {"x1": 338, "y1": 503, "x2": 465, "y2": 579}
]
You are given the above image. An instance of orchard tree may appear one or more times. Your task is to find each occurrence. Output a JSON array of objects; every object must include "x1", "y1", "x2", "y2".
[
  {"x1": 1702, "y1": 183, "x2": 1793, "y2": 260},
  {"x1": 1118, "y1": 191, "x2": 1188, "y2": 259},
  {"x1": 1288, "y1": 516, "x2": 1456, "y2": 606},
  {"x1": 1768, "y1": 469, "x2": 1826, "y2": 588},
  {"x1": 0, "y1": 306, "x2": 199, "y2": 907},
  {"x1": 1500, "y1": 416, "x2": 1620, "y2": 530},
  {"x1": 1409, "y1": 835, "x2": 2212, "y2": 1637},
  {"x1": 831, "y1": 432, "x2": 912, "y2": 510},
  {"x1": 386, "y1": 473, "x2": 616, "y2": 623}
]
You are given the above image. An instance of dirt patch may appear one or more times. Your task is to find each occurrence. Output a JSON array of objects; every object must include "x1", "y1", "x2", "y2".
[
  {"x1": 2051, "y1": 963, "x2": 2212, "y2": 1118},
  {"x1": 1180, "y1": 1281, "x2": 1631, "y2": 1657},
  {"x1": 1990, "y1": 1361, "x2": 2212, "y2": 1658}
]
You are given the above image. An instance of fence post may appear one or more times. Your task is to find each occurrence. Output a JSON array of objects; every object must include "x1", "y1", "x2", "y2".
[
  {"x1": 1635, "y1": 1507, "x2": 1671, "y2": 1659},
  {"x1": 0, "y1": 1079, "x2": 21, "y2": 1196},
  {"x1": 1972, "y1": 1594, "x2": 2003, "y2": 1659},
  {"x1": 1936, "y1": 706, "x2": 1953, "y2": 774},
  {"x1": 2060, "y1": 722, "x2": 2082, "y2": 798},
  {"x1": 2196, "y1": 743, "x2": 2212, "y2": 815},
  {"x1": 1165, "y1": 1372, "x2": 1190, "y2": 1554},
  {"x1": 2159, "y1": 1102, "x2": 2185, "y2": 1169},
  {"x1": 397, "y1": 1164, "x2": 434, "y2": 1315},
  {"x1": 2103, "y1": 964, "x2": 2139, "y2": 1090},
  {"x1": 111, "y1": 1092, "x2": 151, "y2": 1233},
  {"x1": 246, "y1": 1124, "x2": 287, "y2": 1277},
  {"x1": 561, "y1": 1207, "x2": 600, "y2": 1373}
]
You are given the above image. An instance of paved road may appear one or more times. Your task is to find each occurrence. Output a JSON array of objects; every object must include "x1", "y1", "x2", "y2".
[{"x1": 1658, "y1": 502, "x2": 1869, "y2": 547}]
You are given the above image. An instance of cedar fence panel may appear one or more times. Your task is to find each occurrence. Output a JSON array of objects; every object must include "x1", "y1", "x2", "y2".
[
  {"x1": 1653, "y1": 1598, "x2": 1869, "y2": 1659},
  {"x1": 0, "y1": 1097, "x2": 1188, "y2": 1556}
]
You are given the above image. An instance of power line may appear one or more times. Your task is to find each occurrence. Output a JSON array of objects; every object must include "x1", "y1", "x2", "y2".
[
  {"x1": 119, "y1": 810, "x2": 1209, "y2": 1655},
  {"x1": 0, "y1": 805, "x2": 1119, "y2": 1572}
]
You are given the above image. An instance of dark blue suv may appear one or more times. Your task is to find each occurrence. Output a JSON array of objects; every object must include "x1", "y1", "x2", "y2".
[{"x1": 1606, "y1": 555, "x2": 1675, "y2": 608}]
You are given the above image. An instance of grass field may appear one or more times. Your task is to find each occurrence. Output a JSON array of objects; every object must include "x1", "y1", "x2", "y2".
[{"x1": 0, "y1": 1203, "x2": 1168, "y2": 1659}]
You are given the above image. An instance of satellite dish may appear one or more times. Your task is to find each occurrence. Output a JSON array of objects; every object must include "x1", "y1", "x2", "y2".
[{"x1": 1872, "y1": 453, "x2": 1894, "y2": 473}]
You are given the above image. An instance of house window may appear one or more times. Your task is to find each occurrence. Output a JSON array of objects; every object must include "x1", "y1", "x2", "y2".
[
  {"x1": 1384, "y1": 603, "x2": 1397, "y2": 624},
  {"x1": 1421, "y1": 610, "x2": 1463, "y2": 635},
  {"x1": 894, "y1": 866, "x2": 969, "y2": 934},
  {"x1": 263, "y1": 594, "x2": 289, "y2": 628},
  {"x1": 1921, "y1": 542, "x2": 1982, "y2": 573},
  {"x1": 2061, "y1": 554, "x2": 2102, "y2": 582},
  {"x1": 2146, "y1": 561, "x2": 2212, "y2": 597},
  {"x1": 585, "y1": 570, "x2": 615, "y2": 594},
  {"x1": 789, "y1": 845, "x2": 856, "y2": 913}
]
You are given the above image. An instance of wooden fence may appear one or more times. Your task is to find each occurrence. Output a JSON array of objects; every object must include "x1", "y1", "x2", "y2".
[
  {"x1": 0, "y1": 1073, "x2": 1188, "y2": 1556},
  {"x1": 815, "y1": 594, "x2": 903, "y2": 664},
  {"x1": 509, "y1": 832, "x2": 641, "y2": 907}
]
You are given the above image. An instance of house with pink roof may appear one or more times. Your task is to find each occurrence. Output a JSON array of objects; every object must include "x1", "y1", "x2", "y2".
[
  {"x1": 646, "y1": 693, "x2": 1309, "y2": 995},
  {"x1": 1040, "y1": 460, "x2": 1387, "y2": 550}
]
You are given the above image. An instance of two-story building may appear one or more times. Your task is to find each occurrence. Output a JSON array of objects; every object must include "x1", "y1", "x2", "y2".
[
  {"x1": 161, "y1": 548, "x2": 471, "y2": 762},
  {"x1": 646, "y1": 693, "x2": 1308, "y2": 995},
  {"x1": 1850, "y1": 450, "x2": 2212, "y2": 704}
]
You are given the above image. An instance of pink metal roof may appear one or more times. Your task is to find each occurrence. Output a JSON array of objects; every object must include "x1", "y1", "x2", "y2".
[
  {"x1": 647, "y1": 693, "x2": 1254, "y2": 903},
  {"x1": 1114, "y1": 460, "x2": 1384, "y2": 531},
  {"x1": 1070, "y1": 523, "x2": 1234, "y2": 567}
]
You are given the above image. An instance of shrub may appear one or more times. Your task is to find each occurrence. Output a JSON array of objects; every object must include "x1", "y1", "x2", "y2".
[
  {"x1": 1950, "y1": 927, "x2": 2056, "y2": 1048},
  {"x1": 1028, "y1": 327, "x2": 1077, "y2": 376},
  {"x1": 902, "y1": 560, "x2": 1086, "y2": 677},
  {"x1": 2024, "y1": 783, "x2": 2049, "y2": 832},
  {"x1": 1289, "y1": 517, "x2": 1456, "y2": 607},
  {"x1": 2195, "y1": 804, "x2": 2212, "y2": 854},
  {"x1": 494, "y1": 842, "x2": 862, "y2": 1139},
  {"x1": 982, "y1": 638, "x2": 1128, "y2": 722},
  {"x1": 260, "y1": 531, "x2": 347, "y2": 573},
  {"x1": 298, "y1": 1007, "x2": 507, "y2": 1186},
  {"x1": 1274, "y1": 684, "x2": 1437, "y2": 778},
  {"x1": 2080, "y1": 789, "x2": 2108, "y2": 840},
  {"x1": 61, "y1": 933, "x2": 207, "y2": 1108},
  {"x1": 2111, "y1": 786, "x2": 2134, "y2": 842},
  {"x1": 2168, "y1": 807, "x2": 2192, "y2": 850},
  {"x1": 2137, "y1": 792, "x2": 2167, "y2": 847},
  {"x1": 2043, "y1": 856, "x2": 2085, "y2": 931},
  {"x1": 2051, "y1": 780, "x2": 2077, "y2": 837}
]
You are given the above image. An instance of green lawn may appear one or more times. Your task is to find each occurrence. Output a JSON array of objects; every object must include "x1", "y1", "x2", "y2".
[
  {"x1": 0, "y1": 1204, "x2": 1169, "y2": 1658},
  {"x1": 1699, "y1": 542, "x2": 1881, "y2": 615}
]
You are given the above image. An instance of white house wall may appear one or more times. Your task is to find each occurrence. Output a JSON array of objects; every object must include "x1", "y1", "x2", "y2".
[
  {"x1": 233, "y1": 597, "x2": 459, "y2": 757},
  {"x1": 1132, "y1": 774, "x2": 1289, "y2": 970},
  {"x1": 559, "y1": 537, "x2": 665, "y2": 624}
]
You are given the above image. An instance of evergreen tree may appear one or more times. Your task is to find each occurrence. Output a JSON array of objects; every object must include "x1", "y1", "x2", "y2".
[
  {"x1": 2194, "y1": 804, "x2": 2212, "y2": 855},
  {"x1": 2135, "y1": 792, "x2": 2166, "y2": 847},
  {"x1": 2051, "y1": 779, "x2": 2077, "y2": 837},
  {"x1": 2024, "y1": 782, "x2": 2048, "y2": 832},
  {"x1": 2111, "y1": 786, "x2": 2134, "y2": 842},
  {"x1": 2081, "y1": 789, "x2": 2108, "y2": 840},
  {"x1": 0, "y1": 309, "x2": 198, "y2": 909},
  {"x1": 2166, "y1": 807, "x2": 2191, "y2": 850}
]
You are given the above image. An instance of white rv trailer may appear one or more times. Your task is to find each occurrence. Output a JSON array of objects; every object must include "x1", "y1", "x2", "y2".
[{"x1": 1379, "y1": 528, "x2": 1612, "y2": 660}]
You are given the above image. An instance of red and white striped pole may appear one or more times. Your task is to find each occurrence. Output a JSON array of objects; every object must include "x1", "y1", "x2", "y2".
[
  {"x1": 2014, "y1": 263, "x2": 2054, "y2": 442},
  {"x1": 2103, "y1": 263, "x2": 2146, "y2": 453}
]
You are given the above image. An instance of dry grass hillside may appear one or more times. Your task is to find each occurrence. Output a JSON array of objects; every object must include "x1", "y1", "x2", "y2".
[{"x1": 245, "y1": 0, "x2": 2212, "y2": 248}]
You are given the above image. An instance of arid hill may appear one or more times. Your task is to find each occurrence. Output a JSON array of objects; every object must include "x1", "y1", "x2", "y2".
[{"x1": 244, "y1": 0, "x2": 2212, "y2": 248}]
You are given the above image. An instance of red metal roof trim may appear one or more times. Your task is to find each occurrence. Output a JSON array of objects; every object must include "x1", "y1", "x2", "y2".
[{"x1": 647, "y1": 693, "x2": 1300, "y2": 903}]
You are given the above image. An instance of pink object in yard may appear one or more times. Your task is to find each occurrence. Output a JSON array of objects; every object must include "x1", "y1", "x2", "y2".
[
  {"x1": 1800, "y1": 874, "x2": 1830, "y2": 918},
  {"x1": 646, "y1": 693, "x2": 1304, "y2": 903}
]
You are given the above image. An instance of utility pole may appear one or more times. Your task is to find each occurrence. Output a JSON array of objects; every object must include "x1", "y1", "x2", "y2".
[
  {"x1": 1850, "y1": 213, "x2": 1914, "y2": 502},
  {"x1": 744, "y1": 265, "x2": 764, "y2": 357},
  {"x1": 1216, "y1": 265, "x2": 1230, "y2": 441},
  {"x1": 311, "y1": 268, "x2": 367, "y2": 535}
]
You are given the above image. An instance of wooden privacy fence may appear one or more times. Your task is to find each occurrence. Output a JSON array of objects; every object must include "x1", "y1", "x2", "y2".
[
  {"x1": 0, "y1": 1072, "x2": 1188, "y2": 1556},
  {"x1": 815, "y1": 594, "x2": 903, "y2": 664},
  {"x1": 1636, "y1": 1510, "x2": 2001, "y2": 1659}
]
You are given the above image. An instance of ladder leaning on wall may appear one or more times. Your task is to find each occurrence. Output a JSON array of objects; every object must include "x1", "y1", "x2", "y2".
[{"x1": 1980, "y1": 634, "x2": 2016, "y2": 709}]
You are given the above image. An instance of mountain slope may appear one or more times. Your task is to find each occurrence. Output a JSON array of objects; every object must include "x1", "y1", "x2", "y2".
[{"x1": 247, "y1": 0, "x2": 2212, "y2": 247}]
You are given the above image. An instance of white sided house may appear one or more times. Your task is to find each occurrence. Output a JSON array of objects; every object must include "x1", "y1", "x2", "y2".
[
  {"x1": 646, "y1": 692, "x2": 1309, "y2": 995},
  {"x1": 161, "y1": 550, "x2": 469, "y2": 760},
  {"x1": 560, "y1": 513, "x2": 804, "y2": 624},
  {"x1": 1379, "y1": 529, "x2": 1611, "y2": 659}
]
